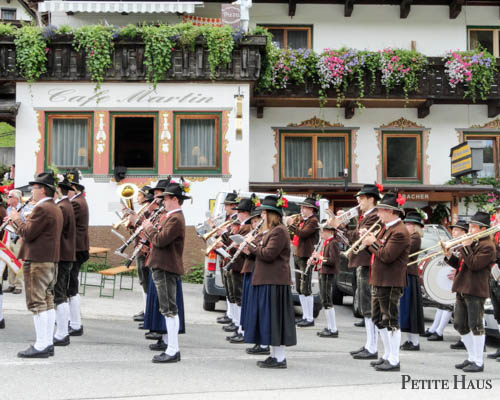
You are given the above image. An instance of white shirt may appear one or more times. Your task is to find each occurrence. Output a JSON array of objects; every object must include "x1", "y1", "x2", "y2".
[
  {"x1": 33, "y1": 196, "x2": 52, "y2": 209},
  {"x1": 364, "y1": 208, "x2": 376, "y2": 216},
  {"x1": 167, "y1": 208, "x2": 182, "y2": 217},
  {"x1": 385, "y1": 218, "x2": 401, "y2": 229},
  {"x1": 56, "y1": 195, "x2": 68, "y2": 204},
  {"x1": 70, "y1": 192, "x2": 81, "y2": 201}
]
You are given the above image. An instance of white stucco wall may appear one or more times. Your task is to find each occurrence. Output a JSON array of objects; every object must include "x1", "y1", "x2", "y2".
[
  {"x1": 0, "y1": 0, "x2": 32, "y2": 21},
  {"x1": 15, "y1": 82, "x2": 250, "y2": 226}
]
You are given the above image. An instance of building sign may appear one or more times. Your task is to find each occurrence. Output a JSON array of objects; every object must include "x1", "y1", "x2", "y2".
[
  {"x1": 450, "y1": 142, "x2": 474, "y2": 177},
  {"x1": 402, "y1": 193, "x2": 430, "y2": 201},
  {"x1": 221, "y1": 4, "x2": 240, "y2": 28}
]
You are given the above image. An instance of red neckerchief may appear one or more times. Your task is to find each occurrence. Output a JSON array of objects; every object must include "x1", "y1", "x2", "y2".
[
  {"x1": 358, "y1": 214, "x2": 364, "y2": 224},
  {"x1": 321, "y1": 236, "x2": 334, "y2": 255},
  {"x1": 292, "y1": 221, "x2": 304, "y2": 247},
  {"x1": 458, "y1": 258, "x2": 464, "y2": 272}
]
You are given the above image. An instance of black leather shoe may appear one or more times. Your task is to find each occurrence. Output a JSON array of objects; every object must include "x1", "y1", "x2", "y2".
[
  {"x1": 133, "y1": 311, "x2": 145, "y2": 322},
  {"x1": 149, "y1": 340, "x2": 167, "y2": 351},
  {"x1": 375, "y1": 360, "x2": 400, "y2": 371},
  {"x1": 400, "y1": 341, "x2": 420, "y2": 351},
  {"x1": 318, "y1": 329, "x2": 339, "y2": 338},
  {"x1": 223, "y1": 323, "x2": 238, "y2": 332},
  {"x1": 427, "y1": 333, "x2": 443, "y2": 341},
  {"x1": 4, "y1": 286, "x2": 15, "y2": 293},
  {"x1": 455, "y1": 359, "x2": 472, "y2": 369},
  {"x1": 229, "y1": 333, "x2": 245, "y2": 343},
  {"x1": 53, "y1": 335, "x2": 70, "y2": 346},
  {"x1": 68, "y1": 326, "x2": 84, "y2": 336},
  {"x1": 297, "y1": 319, "x2": 314, "y2": 327},
  {"x1": 353, "y1": 349, "x2": 378, "y2": 359},
  {"x1": 257, "y1": 356, "x2": 287, "y2": 369},
  {"x1": 354, "y1": 320, "x2": 365, "y2": 327},
  {"x1": 350, "y1": 346, "x2": 366, "y2": 355},
  {"x1": 138, "y1": 323, "x2": 145, "y2": 330},
  {"x1": 46, "y1": 345, "x2": 54, "y2": 357},
  {"x1": 246, "y1": 344, "x2": 270, "y2": 355},
  {"x1": 450, "y1": 340, "x2": 466, "y2": 350},
  {"x1": 462, "y1": 362, "x2": 484, "y2": 373},
  {"x1": 421, "y1": 329, "x2": 434, "y2": 338},
  {"x1": 487, "y1": 348, "x2": 500, "y2": 359},
  {"x1": 145, "y1": 332, "x2": 162, "y2": 340},
  {"x1": 226, "y1": 331, "x2": 239, "y2": 341},
  {"x1": 0, "y1": 318, "x2": 5, "y2": 329},
  {"x1": 370, "y1": 358, "x2": 386, "y2": 367},
  {"x1": 152, "y1": 351, "x2": 180, "y2": 363},
  {"x1": 17, "y1": 345, "x2": 49, "y2": 358},
  {"x1": 216, "y1": 315, "x2": 232, "y2": 324},
  {"x1": 295, "y1": 317, "x2": 304, "y2": 324}
]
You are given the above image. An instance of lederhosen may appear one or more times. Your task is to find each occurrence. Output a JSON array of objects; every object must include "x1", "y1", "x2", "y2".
[
  {"x1": 318, "y1": 236, "x2": 339, "y2": 309},
  {"x1": 291, "y1": 216, "x2": 319, "y2": 296}
]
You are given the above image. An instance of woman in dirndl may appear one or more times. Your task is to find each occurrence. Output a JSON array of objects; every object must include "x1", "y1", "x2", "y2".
[
  {"x1": 400, "y1": 211, "x2": 425, "y2": 350},
  {"x1": 242, "y1": 193, "x2": 297, "y2": 368}
]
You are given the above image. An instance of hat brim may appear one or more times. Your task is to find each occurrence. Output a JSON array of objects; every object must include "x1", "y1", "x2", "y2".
[
  {"x1": 356, "y1": 191, "x2": 381, "y2": 200},
  {"x1": 224, "y1": 201, "x2": 239, "y2": 205},
  {"x1": 29, "y1": 180, "x2": 56, "y2": 192},
  {"x1": 58, "y1": 182, "x2": 74, "y2": 191},
  {"x1": 245, "y1": 212, "x2": 262, "y2": 224},
  {"x1": 376, "y1": 204, "x2": 405, "y2": 215},
  {"x1": 468, "y1": 220, "x2": 490, "y2": 228},
  {"x1": 72, "y1": 182, "x2": 85, "y2": 191},
  {"x1": 404, "y1": 218, "x2": 424, "y2": 227},
  {"x1": 450, "y1": 224, "x2": 469, "y2": 231},
  {"x1": 162, "y1": 191, "x2": 191, "y2": 200},
  {"x1": 297, "y1": 201, "x2": 318, "y2": 210},
  {"x1": 257, "y1": 204, "x2": 283, "y2": 216},
  {"x1": 232, "y1": 206, "x2": 252, "y2": 212}
]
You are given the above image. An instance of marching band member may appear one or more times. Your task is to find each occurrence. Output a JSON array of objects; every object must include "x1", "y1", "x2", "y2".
[
  {"x1": 11, "y1": 172, "x2": 63, "y2": 358},
  {"x1": 0, "y1": 270, "x2": 3, "y2": 328},
  {"x1": 53, "y1": 176, "x2": 76, "y2": 347},
  {"x1": 4, "y1": 189, "x2": 24, "y2": 294},
  {"x1": 243, "y1": 193, "x2": 297, "y2": 369},
  {"x1": 287, "y1": 195, "x2": 319, "y2": 327},
  {"x1": 487, "y1": 206, "x2": 500, "y2": 361},
  {"x1": 66, "y1": 169, "x2": 89, "y2": 337},
  {"x1": 444, "y1": 211, "x2": 496, "y2": 373},
  {"x1": 142, "y1": 180, "x2": 190, "y2": 363},
  {"x1": 399, "y1": 211, "x2": 425, "y2": 351},
  {"x1": 338, "y1": 184, "x2": 381, "y2": 359},
  {"x1": 362, "y1": 192, "x2": 409, "y2": 372},
  {"x1": 310, "y1": 220, "x2": 340, "y2": 337}
]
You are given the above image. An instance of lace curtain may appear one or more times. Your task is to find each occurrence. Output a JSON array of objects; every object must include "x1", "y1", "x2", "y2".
[
  {"x1": 51, "y1": 119, "x2": 89, "y2": 168},
  {"x1": 179, "y1": 119, "x2": 216, "y2": 168}
]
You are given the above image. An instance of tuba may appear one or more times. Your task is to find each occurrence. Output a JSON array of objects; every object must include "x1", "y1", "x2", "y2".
[{"x1": 116, "y1": 183, "x2": 139, "y2": 212}]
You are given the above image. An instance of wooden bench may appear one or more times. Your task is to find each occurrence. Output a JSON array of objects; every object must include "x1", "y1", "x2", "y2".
[
  {"x1": 98, "y1": 265, "x2": 137, "y2": 298},
  {"x1": 79, "y1": 247, "x2": 111, "y2": 295}
]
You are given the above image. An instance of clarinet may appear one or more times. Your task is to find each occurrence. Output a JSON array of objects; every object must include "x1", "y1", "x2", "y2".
[
  {"x1": 224, "y1": 219, "x2": 264, "y2": 272},
  {"x1": 0, "y1": 196, "x2": 32, "y2": 233},
  {"x1": 304, "y1": 238, "x2": 324, "y2": 275}
]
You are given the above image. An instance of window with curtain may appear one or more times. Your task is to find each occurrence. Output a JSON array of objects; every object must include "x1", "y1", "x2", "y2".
[
  {"x1": 1, "y1": 9, "x2": 16, "y2": 20},
  {"x1": 468, "y1": 28, "x2": 499, "y2": 57},
  {"x1": 281, "y1": 133, "x2": 348, "y2": 180},
  {"x1": 464, "y1": 135, "x2": 499, "y2": 178},
  {"x1": 175, "y1": 114, "x2": 220, "y2": 172},
  {"x1": 383, "y1": 133, "x2": 421, "y2": 181},
  {"x1": 49, "y1": 116, "x2": 91, "y2": 169},
  {"x1": 260, "y1": 26, "x2": 312, "y2": 49}
]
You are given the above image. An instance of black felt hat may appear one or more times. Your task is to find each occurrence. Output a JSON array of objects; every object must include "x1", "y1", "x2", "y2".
[
  {"x1": 450, "y1": 219, "x2": 469, "y2": 232},
  {"x1": 356, "y1": 184, "x2": 382, "y2": 200},
  {"x1": 244, "y1": 209, "x2": 262, "y2": 224},
  {"x1": 469, "y1": 211, "x2": 490, "y2": 228},
  {"x1": 157, "y1": 182, "x2": 191, "y2": 201},
  {"x1": 29, "y1": 172, "x2": 56, "y2": 192},
  {"x1": 375, "y1": 192, "x2": 406, "y2": 215},
  {"x1": 404, "y1": 211, "x2": 424, "y2": 227},
  {"x1": 148, "y1": 179, "x2": 170, "y2": 194},
  {"x1": 257, "y1": 195, "x2": 284, "y2": 216},
  {"x1": 57, "y1": 178, "x2": 74, "y2": 192},
  {"x1": 297, "y1": 196, "x2": 319, "y2": 210},
  {"x1": 233, "y1": 198, "x2": 254, "y2": 212},
  {"x1": 65, "y1": 169, "x2": 84, "y2": 191},
  {"x1": 224, "y1": 191, "x2": 239, "y2": 204}
]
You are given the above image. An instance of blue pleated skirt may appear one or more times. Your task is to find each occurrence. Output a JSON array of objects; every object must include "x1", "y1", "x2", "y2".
[
  {"x1": 399, "y1": 274, "x2": 425, "y2": 334},
  {"x1": 143, "y1": 273, "x2": 186, "y2": 334},
  {"x1": 240, "y1": 272, "x2": 252, "y2": 330}
]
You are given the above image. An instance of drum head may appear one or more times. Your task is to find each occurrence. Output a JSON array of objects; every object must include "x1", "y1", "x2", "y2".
[{"x1": 421, "y1": 255, "x2": 456, "y2": 305}]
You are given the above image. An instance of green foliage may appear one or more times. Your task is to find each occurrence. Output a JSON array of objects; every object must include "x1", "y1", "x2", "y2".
[
  {"x1": 182, "y1": 263, "x2": 204, "y2": 284},
  {"x1": 447, "y1": 176, "x2": 500, "y2": 213},
  {"x1": 177, "y1": 23, "x2": 198, "y2": 51},
  {"x1": 429, "y1": 203, "x2": 450, "y2": 224},
  {"x1": 199, "y1": 24, "x2": 234, "y2": 79},
  {"x1": 0, "y1": 23, "x2": 17, "y2": 37},
  {"x1": 14, "y1": 25, "x2": 47, "y2": 83},
  {"x1": 119, "y1": 24, "x2": 139, "y2": 39},
  {"x1": 250, "y1": 26, "x2": 276, "y2": 93},
  {"x1": 0, "y1": 122, "x2": 15, "y2": 147},
  {"x1": 73, "y1": 25, "x2": 114, "y2": 90},
  {"x1": 56, "y1": 25, "x2": 73, "y2": 35}
]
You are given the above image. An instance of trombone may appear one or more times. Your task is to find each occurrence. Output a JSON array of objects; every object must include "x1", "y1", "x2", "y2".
[
  {"x1": 407, "y1": 225, "x2": 500, "y2": 265},
  {"x1": 342, "y1": 218, "x2": 383, "y2": 258}
]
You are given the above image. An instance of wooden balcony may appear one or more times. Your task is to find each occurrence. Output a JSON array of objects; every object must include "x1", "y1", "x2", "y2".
[{"x1": 252, "y1": 57, "x2": 500, "y2": 119}]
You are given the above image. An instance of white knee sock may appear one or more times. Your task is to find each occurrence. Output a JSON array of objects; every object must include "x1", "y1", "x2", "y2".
[
  {"x1": 326, "y1": 308, "x2": 337, "y2": 332},
  {"x1": 461, "y1": 332, "x2": 474, "y2": 362},
  {"x1": 235, "y1": 305, "x2": 241, "y2": 328},
  {"x1": 55, "y1": 303, "x2": 69, "y2": 340},
  {"x1": 0, "y1": 294, "x2": 3, "y2": 321},
  {"x1": 371, "y1": 324, "x2": 379, "y2": 354},
  {"x1": 473, "y1": 335, "x2": 485, "y2": 367},
  {"x1": 273, "y1": 345, "x2": 286, "y2": 362},
  {"x1": 162, "y1": 333, "x2": 168, "y2": 344},
  {"x1": 270, "y1": 346, "x2": 275, "y2": 358},
  {"x1": 429, "y1": 309, "x2": 443, "y2": 333},
  {"x1": 406, "y1": 333, "x2": 419, "y2": 346},
  {"x1": 305, "y1": 296, "x2": 314, "y2": 322},
  {"x1": 498, "y1": 325, "x2": 500, "y2": 335},
  {"x1": 436, "y1": 310, "x2": 452, "y2": 335},
  {"x1": 226, "y1": 299, "x2": 232, "y2": 319},
  {"x1": 388, "y1": 329, "x2": 401, "y2": 366},
  {"x1": 46, "y1": 308, "x2": 56, "y2": 347},
  {"x1": 364, "y1": 317, "x2": 372, "y2": 350},
  {"x1": 33, "y1": 312, "x2": 48, "y2": 351},
  {"x1": 378, "y1": 328, "x2": 390, "y2": 360},
  {"x1": 68, "y1": 295, "x2": 81, "y2": 329},
  {"x1": 142, "y1": 292, "x2": 147, "y2": 314},
  {"x1": 165, "y1": 316, "x2": 179, "y2": 356},
  {"x1": 299, "y1": 295, "x2": 306, "y2": 319}
]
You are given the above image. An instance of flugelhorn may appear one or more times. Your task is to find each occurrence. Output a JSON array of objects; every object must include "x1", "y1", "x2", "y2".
[
  {"x1": 112, "y1": 201, "x2": 150, "y2": 230},
  {"x1": 202, "y1": 214, "x2": 237, "y2": 242},
  {"x1": 342, "y1": 218, "x2": 383, "y2": 258},
  {"x1": 328, "y1": 205, "x2": 360, "y2": 227},
  {"x1": 116, "y1": 183, "x2": 139, "y2": 211}
]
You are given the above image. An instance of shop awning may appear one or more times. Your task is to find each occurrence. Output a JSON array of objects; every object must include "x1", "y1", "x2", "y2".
[{"x1": 39, "y1": 1, "x2": 203, "y2": 14}]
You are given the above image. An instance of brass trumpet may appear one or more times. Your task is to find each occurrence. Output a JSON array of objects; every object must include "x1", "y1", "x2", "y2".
[
  {"x1": 285, "y1": 213, "x2": 301, "y2": 226},
  {"x1": 202, "y1": 215, "x2": 236, "y2": 242},
  {"x1": 112, "y1": 202, "x2": 150, "y2": 230},
  {"x1": 328, "y1": 205, "x2": 360, "y2": 227},
  {"x1": 342, "y1": 218, "x2": 383, "y2": 258}
]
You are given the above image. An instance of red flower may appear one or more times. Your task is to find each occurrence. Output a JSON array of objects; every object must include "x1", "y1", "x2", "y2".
[
  {"x1": 491, "y1": 214, "x2": 496, "y2": 222},
  {"x1": 376, "y1": 183, "x2": 384, "y2": 192},
  {"x1": 282, "y1": 198, "x2": 289, "y2": 208},
  {"x1": 396, "y1": 193, "x2": 406, "y2": 206},
  {"x1": 256, "y1": 201, "x2": 261, "y2": 207}
]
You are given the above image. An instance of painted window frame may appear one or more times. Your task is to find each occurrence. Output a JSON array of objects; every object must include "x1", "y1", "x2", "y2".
[
  {"x1": 467, "y1": 26, "x2": 500, "y2": 57},
  {"x1": 1, "y1": 8, "x2": 16, "y2": 21},
  {"x1": 45, "y1": 112, "x2": 93, "y2": 173},
  {"x1": 463, "y1": 132, "x2": 500, "y2": 178},
  {"x1": 258, "y1": 24, "x2": 313, "y2": 49},
  {"x1": 382, "y1": 131, "x2": 422, "y2": 184},
  {"x1": 109, "y1": 112, "x2": 159, "y2": 175},
  {"x1": 279, "y1": 130, "x2": 350, "y2": 181},
  {"x1": 173, "y1": 112, "x2": 222, "y2": 175}
]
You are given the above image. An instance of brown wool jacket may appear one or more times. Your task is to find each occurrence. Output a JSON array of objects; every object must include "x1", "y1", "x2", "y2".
[
  {"x1": 368, "y1": 219, "x2": 410, "y2": 287},
  {"x1": 445, "y1": 237, "x2": 495, "y2": 298},
  {"x1": 251, "y1": 224, "x2": 291, "y2": 286},
  {"x1": 57, "y1": 197, "x2": 76, "y2": 262},
  {"x1": 320, "y1": 237, "x2": 340, "y2": 275},
  {"x1": 15, "y1": 199, "x2": 63, "y2": 262},
  {"x1": 71, "y1": 193, "x2": 89, "y2": 252},
  {"x1": 292, "y1": 215, "x2": 319, "y2": 258},
  {"x1": 145, "y1": 210, "x2": 185, "y2": 275},
  {"x1": 407, "y1": 232, "x2": 422, "y2": 276},
  {"x1": 241, "y1": 232, "x2": 264, "y2": 274},
  {"x1": 347, "y1": 211, "x2": 380, "y2": 269},
  {"x1": 228, "y1": 224, "x2": 251, "y2": 273}
]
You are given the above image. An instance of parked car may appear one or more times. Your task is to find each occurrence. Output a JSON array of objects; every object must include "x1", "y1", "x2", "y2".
[{"x1": 202, "y1": 191, "x2": 329, "y2": 317}]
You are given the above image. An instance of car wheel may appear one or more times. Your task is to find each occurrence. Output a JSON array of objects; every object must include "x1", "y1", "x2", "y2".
[
  {"x1": 331, "y1": 275, "x2": 344, "y2": 305},
  {"x1": 203, "y1": 299, "x2": 216, "y2": 311},
  {"x1": 352, "y1": 287, "x2": 363, "y2": 318}
]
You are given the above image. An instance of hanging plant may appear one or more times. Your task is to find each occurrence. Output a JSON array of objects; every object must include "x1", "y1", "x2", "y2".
[
  {"x1": 250, "y1": 26, "x2": 276, "y2": 93},
  {"x1": 272, "y1": 48, "x2": 317, "y2": 89},
  {"x1": 199, "y1": 24, "x2": 235, "y2": 79},
  {"x1": 73, "y1": 25, "x2": 114, "y2": 90},
  {"x1": 14, "y1": 25, "x2": 47, "y2": 84},
  {"x1": 0, "y1": 23, "x2": 17, "y2": 37},
  {"x1": 177, "y1": 23, "x2": 198, "y2": 52},
  {"x1": 443, "y1": 48, "x2": 497, "y2": 102}
]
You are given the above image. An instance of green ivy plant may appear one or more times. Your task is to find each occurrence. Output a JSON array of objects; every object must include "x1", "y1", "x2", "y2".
[
  {"x1": 250, "y1": 26, "x2": 276, "y2": 93},
  {"x1": 119, "y1": 24, "x2": 139, "y2": 40},
  {"x1": 0, "y1": 23, "x2": 17, "y2": 37},
  {"x1": 73, "y1": 25, "x2": 114, "y2": 90},
  {"x1": 199, "y1": 24, "x2": 234, "y2": 79},
  {"x1": 14, "y1": 25, "x2": 47, "y2": 84}
]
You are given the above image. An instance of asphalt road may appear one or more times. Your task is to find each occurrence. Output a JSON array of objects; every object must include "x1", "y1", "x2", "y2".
[{"x1": 1, "y1": 276, "x2": 499, "y2": 400}]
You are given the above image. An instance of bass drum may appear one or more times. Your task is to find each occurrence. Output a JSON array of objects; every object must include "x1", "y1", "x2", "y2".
[{"x1": 417, "y1": 255, "x2": 456, "y2": 306}]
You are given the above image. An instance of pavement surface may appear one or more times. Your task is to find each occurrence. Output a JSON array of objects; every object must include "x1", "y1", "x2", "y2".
[{"x1": 1, "y1": 273, "x2": 499, "y2": 400}]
